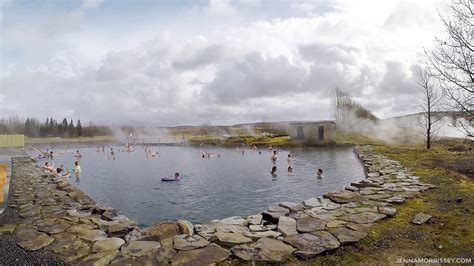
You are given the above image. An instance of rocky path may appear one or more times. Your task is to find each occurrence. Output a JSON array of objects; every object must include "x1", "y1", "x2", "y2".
[{"x1": 0, "y1": 146, "x2": 436, "y2": 265}]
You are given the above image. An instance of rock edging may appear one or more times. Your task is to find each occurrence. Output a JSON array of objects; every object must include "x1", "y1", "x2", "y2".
[{"x1": 0, "y1": 145, "x2": 436, "y2": 264}]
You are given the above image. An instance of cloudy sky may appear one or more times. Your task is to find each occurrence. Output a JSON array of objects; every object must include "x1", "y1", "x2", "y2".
[{"x1": 1, "y1": 0, "x2": 450, "y2": 126}]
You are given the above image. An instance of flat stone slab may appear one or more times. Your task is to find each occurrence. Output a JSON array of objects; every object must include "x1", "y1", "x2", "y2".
[
  {"x1": 173, "y1": 234, "x2": 209, "y2": 250},
  {"x1": 213, "y1": 232, "x2": 252, "y2": 247},
  {"x1": 347, "y1": 212, "x2": 386, "y2": 224},
  {"x1": 121, "y1": 241, "x2": 161, "y2": 258},
  {"x1": 303, "y1": 198, "x2": 322, "y2": 208},
  {"x1": 412, "y1": 213, "x2": 432, "y2": 225},
  {"x1": 93, "y1": 237, "x2": 125, "y2": 253},
  {"x1": 296, "y1": 217, "x2": 326, "y2": 232},
  {"x1": 324, "y1": 191, "x2": 361, "y2": 204},
  {"x1": 171, "y1": 243, "x2": 231, "y2": 266},
  {"x1": 77, "y1": 229, "x2": 108, "y2": 242},
  {"x1": 310, "y1": 230, "x2": 340, "y2": 249},
  {"x1": 385, "y1": 196, "x2": 405, "y2": 203},
  {"x1": 218, "y1": 216, "x2": 248, "y2": 227},
  {"x1": 0, "y1": 224, "x2": 17, "y2": 234},
  {"x1": 17, "y1": 232, "x2": 55, "y2": 251},
  {"x1": 247, "y1": 214, "x2": 263, "y2": 225},
  {"x1": 284, "y1": 233, "x2": 327, "y2": 259},
  {"x1": 244, "y1": 230, "x2": 282, "y2": 239},
  {"x1": 279, "y1": 202, "x2": 304, "y2": 212},
  {"x1": 231, "y1": 237, "x2": 295, "y2": 262},
  {"x1": 78, "y1": 250, "x2": 118, "y2": 266},
  {"x1": 378, "y1": 206, "x2": 397, "y2": 217},
  {"x1": 326, "y1": 220, "x2": 346, "y2": 228},
  {"x1": 278, "y1": 216, "x2": 298, "y2": 236},
  {"x1": 38, "y1": 220, "x2": 71, "y2": 235},
  {"x1": 215, "y1": 224, "x2": 250, "y2": 234},
  {"x1": 329, "y1": 227, "x2": 368, "y2": 243}
]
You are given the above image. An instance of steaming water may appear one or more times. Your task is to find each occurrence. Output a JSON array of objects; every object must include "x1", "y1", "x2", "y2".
[{"x1": 31, "y1": 146, "x2": 365, "y2": 226}]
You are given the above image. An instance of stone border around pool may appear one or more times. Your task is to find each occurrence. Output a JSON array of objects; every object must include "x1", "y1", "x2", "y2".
[{"x1": 0, "y1": 145, "x2": 436, "y2": 264}]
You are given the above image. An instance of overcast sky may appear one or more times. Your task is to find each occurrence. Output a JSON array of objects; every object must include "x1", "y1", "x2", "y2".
[{"x1": 1, "y1": 0, "x2": 450, "y2": 126}]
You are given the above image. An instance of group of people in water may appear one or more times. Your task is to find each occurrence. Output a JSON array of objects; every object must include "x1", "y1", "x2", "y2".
[
  {"x1": 267, "y1": 147, "x2": 323, "y2": 179},
  {"x1": 42, "y1": 160, "x2": 81, "y2": 178}
]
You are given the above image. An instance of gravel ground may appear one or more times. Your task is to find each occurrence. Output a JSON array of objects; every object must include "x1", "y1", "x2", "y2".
[{"x1": 0, "y1": 149, "x2": 65, "y2": 266}]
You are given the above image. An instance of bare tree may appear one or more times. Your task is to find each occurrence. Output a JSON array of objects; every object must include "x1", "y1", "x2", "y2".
[
  {"x1": 426, "y1": 0, "x2": 473, "y2": 138},
  {"x1": 416, "y1": 67, "x2": 443, "y2": 149}
]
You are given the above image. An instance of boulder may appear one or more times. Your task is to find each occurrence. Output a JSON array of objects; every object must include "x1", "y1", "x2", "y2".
[
  {"x1": 219, "y1": 216, "x2": 248, "y2": 227},
  {"x1": 177, "y1": 220, "x2": 194, "y2": 235},
  {"x1": 141, "y1": 222, "x2": 181, "y2": 241}
]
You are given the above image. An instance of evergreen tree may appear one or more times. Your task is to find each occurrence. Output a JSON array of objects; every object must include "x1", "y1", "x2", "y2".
[
  {"x1": 76, "y1": 120, "x2": 83, "y2": 137},
  {"x1": 68, "y1": 119, "x2": 75, "y2": 137}
]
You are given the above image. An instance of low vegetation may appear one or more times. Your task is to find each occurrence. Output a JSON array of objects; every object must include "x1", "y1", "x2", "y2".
[{"x1": 309, "y1": 138, "x2": 473, "y2": 265}]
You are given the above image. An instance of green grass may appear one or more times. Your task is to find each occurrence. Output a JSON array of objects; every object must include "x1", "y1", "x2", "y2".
[{"x1": 308, "y1": 138, "x2": 474, "y2": 265}]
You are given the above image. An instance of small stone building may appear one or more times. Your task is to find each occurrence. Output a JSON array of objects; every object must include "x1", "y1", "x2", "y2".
[
  {"x1": 261, "y1": 121, "x2": 336, "y2": 144},
  {"x1": 286, "y1": 121, "x2": 336, "y2": 144}
]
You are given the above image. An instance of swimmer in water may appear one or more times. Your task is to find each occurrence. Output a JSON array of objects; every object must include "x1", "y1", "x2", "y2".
[
  {"x1": 75, "y1": 150, "x2": 82, "y2": 157},
  {"x1": 43, "y1": 162, "x2": 54, "y2": 172},
  {"x1": 288, "y1": 166, "x2": 293, "y2": 173},
  {"x1": 175, "y1": 172, "x2": 180, "y2": 180},
  {"x1": 287, "y1": 153, "x2": 292, "y2": 162},
  {"x1": 271, "y1": 150, "x2": 278, "y2": 163},
  {"x1": 74, "y1": 161, "x2": 82, "y2": 173},
  {"x1": 271, "y1": 166, "x2": 277, "y2": 177},
  {"x1": 317, "y1": 168, "x2": 323, "y2": 178}
]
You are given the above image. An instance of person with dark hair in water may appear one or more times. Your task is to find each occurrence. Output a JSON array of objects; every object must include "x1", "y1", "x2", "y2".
[
  {"x1": 288, "y1": 166, "x2": 293, "y2": 173},
  {"x1": 317, "y1": 168, "x2": 323, "y2": 178},
  {"x1": 174, "y1": 172, "x2": 180, "y2": 180},
  {"x1": 271, "y1": 166, "x2": 277, "y2": 177},
  {"x1": 271, "y1": 150, "x2": 278, "y2": 163}
]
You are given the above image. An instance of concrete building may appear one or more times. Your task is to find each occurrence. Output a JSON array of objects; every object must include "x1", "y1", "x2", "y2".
[{"x1": 285, "y1": 121, "x2": 336, "y2": 144}]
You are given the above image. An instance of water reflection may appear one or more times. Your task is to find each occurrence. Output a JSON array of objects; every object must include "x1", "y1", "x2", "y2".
[{"x1": 29, "y1": 146, "x2": 365, "y2": 225}]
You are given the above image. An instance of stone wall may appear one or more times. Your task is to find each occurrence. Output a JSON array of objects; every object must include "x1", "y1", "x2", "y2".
[{"x1": 0, "y1": 146, "x2": 436, "y2": 264}]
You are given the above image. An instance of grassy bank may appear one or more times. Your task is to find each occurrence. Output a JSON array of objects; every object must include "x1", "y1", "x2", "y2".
[
  {"x1": 310, "y1": 138, "x2": 474, "y2": 265},
  {"x1": 25, "y1": 135, "x2": 117, "y2": 144}
]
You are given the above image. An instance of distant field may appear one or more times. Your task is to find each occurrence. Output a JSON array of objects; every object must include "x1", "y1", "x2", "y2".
[{"x1": 25, "y1": 135, "x2": 117, "y2": 144}]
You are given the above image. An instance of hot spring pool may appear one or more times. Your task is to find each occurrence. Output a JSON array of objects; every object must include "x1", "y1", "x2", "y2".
[{"x1": 31, "y1": 145, "x2": 365, "y2": 226}]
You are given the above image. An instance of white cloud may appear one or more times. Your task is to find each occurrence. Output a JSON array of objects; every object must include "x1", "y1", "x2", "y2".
[{"x1": 0, "y1": 0, "x2": 450, "y2": 125}]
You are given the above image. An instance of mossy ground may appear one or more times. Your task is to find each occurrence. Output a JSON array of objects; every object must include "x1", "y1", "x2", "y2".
[{"x1": 305, "y1": 138, "x2": 474, "y2": 265}]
